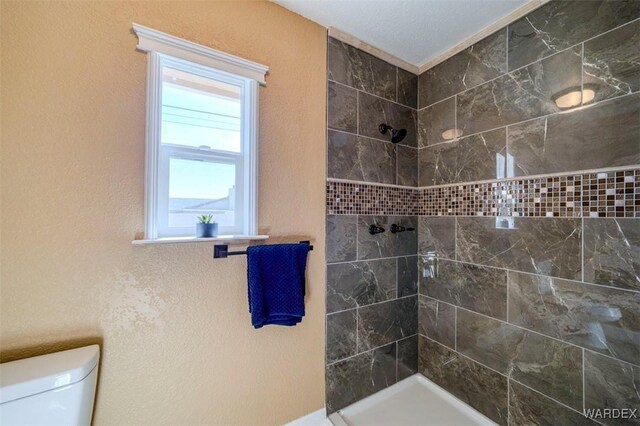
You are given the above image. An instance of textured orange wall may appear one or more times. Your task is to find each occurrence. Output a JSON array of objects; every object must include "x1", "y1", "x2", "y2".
[{"x1": 0, "y1": 1, "x2": 326, "y2": 424}]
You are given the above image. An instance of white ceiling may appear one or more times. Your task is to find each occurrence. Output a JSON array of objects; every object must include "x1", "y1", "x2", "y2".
[{"x1": 274, "y1": 0, "x2": 532, "y2": 69}]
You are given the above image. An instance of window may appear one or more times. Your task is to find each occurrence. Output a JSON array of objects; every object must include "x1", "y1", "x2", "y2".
[{"x1": 133, "y1": 24, "x2": 268, "y2": 239}]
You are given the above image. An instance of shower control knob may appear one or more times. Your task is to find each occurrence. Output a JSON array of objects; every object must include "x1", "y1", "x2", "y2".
[
  {"x1": 369, "y1": 225, "x2": 386, "y2": 235},
  {"x1": 390, "y1": 224, "x2": 415, "y2": 233},
  {"x1": 390, "y1": 224, "x2": 405, "y2": 233}
]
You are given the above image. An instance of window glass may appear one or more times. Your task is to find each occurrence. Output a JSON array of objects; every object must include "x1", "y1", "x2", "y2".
[
  {"x1": 167, "y1": 158, "x2": 237, "y2": 229},
  {"x1": 161, "y1": 67, "x2": 241, "y2": 153}
]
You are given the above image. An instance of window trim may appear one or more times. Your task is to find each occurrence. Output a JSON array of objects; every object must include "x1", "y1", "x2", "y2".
[{"x1": 133, "y1": 24, "x2": 268, "y2": 240}]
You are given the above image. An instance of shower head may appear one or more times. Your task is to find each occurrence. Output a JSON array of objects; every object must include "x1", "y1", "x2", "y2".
[{"x1": 379, "y1": 123, "x2": 407, "y2": 144}]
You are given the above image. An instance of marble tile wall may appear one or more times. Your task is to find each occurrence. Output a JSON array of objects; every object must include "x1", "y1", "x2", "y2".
[
  {"x1": 413, "y1": 6, "x2": 640, "y2": 424},
  {"x1": 327, "y1": 36, "x2": 419, "y2": 187},
  {"x1": 325, "y1": 1, "x2": 640, "y2": 422},
  {"x1": 416, "y1": 215, "x2": 640, "y2": 425},
  {"x1": 325, "y1": 37, "x2": 420, "y2": 413},
  {"x1": 417, "y1": 1, "x2": 640, "y2": 188},
  {"x1": 325, "y1": 213, "x2": 419, "y2": 412}
]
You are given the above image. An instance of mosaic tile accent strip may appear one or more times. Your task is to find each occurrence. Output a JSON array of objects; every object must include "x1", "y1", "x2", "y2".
[
  {"x1": 326, "y1": 181, "x2": 421, "y2": 215},
  {"x1": 327, "y1": 169, "x2": 640, "y2": 217}
]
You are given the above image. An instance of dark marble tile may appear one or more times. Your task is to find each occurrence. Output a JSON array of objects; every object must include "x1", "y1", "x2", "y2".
[
  {"x1": 418, "y1": 217, "x2": 455, "y2": 259},
  {"x1": 357, "y1": 216, "x2": 418, "y2": 260},
  {"x1": 418, "y1": 147, "x2": 436, "y2": 187},
  {"x1": 508, "y1": 0, "x2": 640, "y2": 71},
  {"x1": 509, "y1": 271, "x2": 640, "y2": 366},
  {"x1": 358, "y1": 91, "x2": 417, "y2": 147},
  {"x1": 326, "y1": 258, "x2": 396, "y2": 313},
  {"x1": 326, "y1": 215, "x2": 357, "y2": 263},
  {"x1": 326, "y1": 342, "x2": 397, "y2": 413},
  {"x1": 507, "y1": 94, "x2": 640, "y2": 177},
  {"x1": 457, "y1": 309, "x2": 583, "y2": 409},
  {"x1": 328, "y1": 81, "x2": 357, "y2": 133},
  {"x1": 418, "y1": 296, "x2": 456, "y2": 348},
  {"x1": 419, "y1": 29, "x2": 507, "y2": 108},
  {"x1": 397, "y1": 256, "x2": 418, "y2": 297},
  {"x1": 509, "y1": 381, "x2": 595, "y2": 426},
  {"x1": 417, "y1": 97, "x2": 455, "y2": 147},
  {"x1": 420, "y1": 260, "x2": 508, "y2": 321},
  {"x1": 357, "y1": 296, "x2": 417, "y2": 351},
  {"x1": 328, "y1": 36, "x2": 397, "y2": 101},
  {"x1": 397, "y1": 335, "x2": 418, "y2": 380},
  {"x1": 419, "y1": 336, "x2": 509, "y2": 425},
  {"x1": 584, "y1": 350, "x2": 640, "y2": 426},
  {"x1": 456, "y1": 217, "x2": 582, "y2": 280},
  {"x1": 584, "y1": 20, "x2": 640, "y2": 103},
  {"x1": 328, "y1": 130, "x2": 396, "y2": 184},
  {"x1": 396, "y1": 145, "x2": 418, "y2": 187},
  {"x1": 326, "y1": 310, "x2": 357, "y2": 364},
  {"x1": 584, "y1": 218, "x2": 640, "y2": 292},
  {"x1": 397, "y1": 68, "x2": 418, "y2": 108},
  {"x1": 424, "y1": 128, "x2": 507, "y2": 185},
  {"x1": 458, "y1": 47, "x2": 582, "y2": 136}
]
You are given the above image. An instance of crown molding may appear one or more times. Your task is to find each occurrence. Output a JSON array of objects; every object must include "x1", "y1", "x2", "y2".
[
  {"x1": 326, "y1": 0, "x2": 550, "y2": 77},
  {"x1": 328, "y1": 27, "x2": 419, "y2": 74},
  {"x1": 416, "y1": 0, "x2": 550, "y2": 74}
]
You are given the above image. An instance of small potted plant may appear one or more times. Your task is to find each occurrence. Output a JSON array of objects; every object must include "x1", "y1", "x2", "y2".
[{"x1": 196, "y1": 214, "x2": 218, "y2": 238}]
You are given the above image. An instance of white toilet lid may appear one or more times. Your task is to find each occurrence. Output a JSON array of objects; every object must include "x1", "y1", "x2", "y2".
[{"x1": 0, "y1": 344, "x2": 100, "y2": 404}]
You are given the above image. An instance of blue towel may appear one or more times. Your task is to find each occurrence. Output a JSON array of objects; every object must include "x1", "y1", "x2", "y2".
[{"x1": 247, "y1": 243, "x2": 310, "y2": 328}]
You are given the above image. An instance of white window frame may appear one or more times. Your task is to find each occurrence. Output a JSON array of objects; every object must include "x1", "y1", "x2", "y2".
[{"x1": 133, "y1": 23, "x2": 268, "y2": 239}]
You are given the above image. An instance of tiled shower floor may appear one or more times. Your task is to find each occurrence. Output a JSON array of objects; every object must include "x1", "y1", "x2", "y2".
[{"x1": 328, "y1": 375, "x2": 496, "y2": 426}]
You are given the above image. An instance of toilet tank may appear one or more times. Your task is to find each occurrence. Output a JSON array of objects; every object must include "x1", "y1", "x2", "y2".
[{"x1": 0, "y1": 345, "x2": 100, "y2": 426}]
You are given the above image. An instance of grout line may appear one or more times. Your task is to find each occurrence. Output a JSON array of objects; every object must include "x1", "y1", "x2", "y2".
[
  {"x1": 419, "y1": 334, "x2": 456, "y2": 353},
  {"x1": 506, "y1": 270, "x2": 510, "y2": 323},
  {"x1": 581, "y1": 42, "x2": 585, "y2": 106},
  {"x1": 328, "y1": 159, "x2": 640, "y2": 190},
  {"x1": 582, "y1": 348, "x2": 586, "y2": 415},
  {"x1": 327, "y1": 294, "x2": 418, "y2": 316},
  {"x1": 505, "y1": 26, "x2": 509, "y2": 73},
  {"x1": 453, "y1": 303, "x2": 640, "y2": 368},
  {"x1": 328, "y1": 254, "x2": 419, "y2": 266},
  {"x1": 507, "y1": 379, "x2": 510, "y2": 426},
  {"x1": 329, "y1": 78, "x2": 417, "y2": 111},
  {"x1": 356, "y1": 90, "x2": 360, "y2": 136},
  {"x1": 423, "y1": 335, "x2": 590, "y2": 418},
  {"x1": 395, "y1": 257, "x2": 399, "y2": 298},
  {"x1": 422, "y1": 87, "x2": 639, "y2": 149},
  {"x1": 395, "y1": 339, "x2": 399, "y2": 383},
  {"x1": 355, "y1": 305, "x2": 359, "y2": 354},
  {"x1": 511, "y1": 375, "x2": 591, "y2": 420},
  {"x1": 420, "y1": 93, "x2": 458, "y2": 112},
  {"x1": 395, "y1": 67, "x2": 399, "y2": 104},
  {"x1": 504, "y1": 124, "x2": 509, "y2": 179},
  {"x1": 425, "y1": 257, "x2": 640, "y2": 296},
  {"x1": 355, "y1": 214, "x2": 359, "y2": 261},
  {"x1": 396, "y1": 142, "x2": 399, "y2": 186},
  {"x1": 327, "y1": 333, "x2": 419, "y2": 367},
  {"x1": 454, "y1": 94, "x2": 458, "y2": 133},
  {"x1": 416, "y1": 16, "x2": 640, "y2": 112},
  {"x1": 581, "y1": 217, "x2": 585, "y2": 283},
  {"x1": 454, "y1": 217, "x2": 458, "y2": 261},
  {"x1": 454, "y1": 306, "x2": 458, "y2": 351}
]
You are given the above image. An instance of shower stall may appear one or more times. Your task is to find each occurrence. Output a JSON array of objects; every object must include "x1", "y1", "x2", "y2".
[{"x1": 325, "y1": 1, "x2": 640, "y2": 424}]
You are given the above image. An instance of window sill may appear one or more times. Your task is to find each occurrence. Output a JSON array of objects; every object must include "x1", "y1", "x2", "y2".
[{"x1": 131, "y1": 235, "x2": 269, "y2": 245}]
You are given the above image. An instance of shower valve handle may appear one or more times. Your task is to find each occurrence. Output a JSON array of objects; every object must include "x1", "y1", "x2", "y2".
[
  {"x1": 369, "y1": 225, "x2": 386, "y2": 235},
  {"x1": 390, "y1": 224, "x2": 415, "y2": 233}
]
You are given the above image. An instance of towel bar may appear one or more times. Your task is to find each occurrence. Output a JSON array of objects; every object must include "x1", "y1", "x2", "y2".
[{"x1": 213, "y1": 241, "x2": 313, "y2": 259}]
